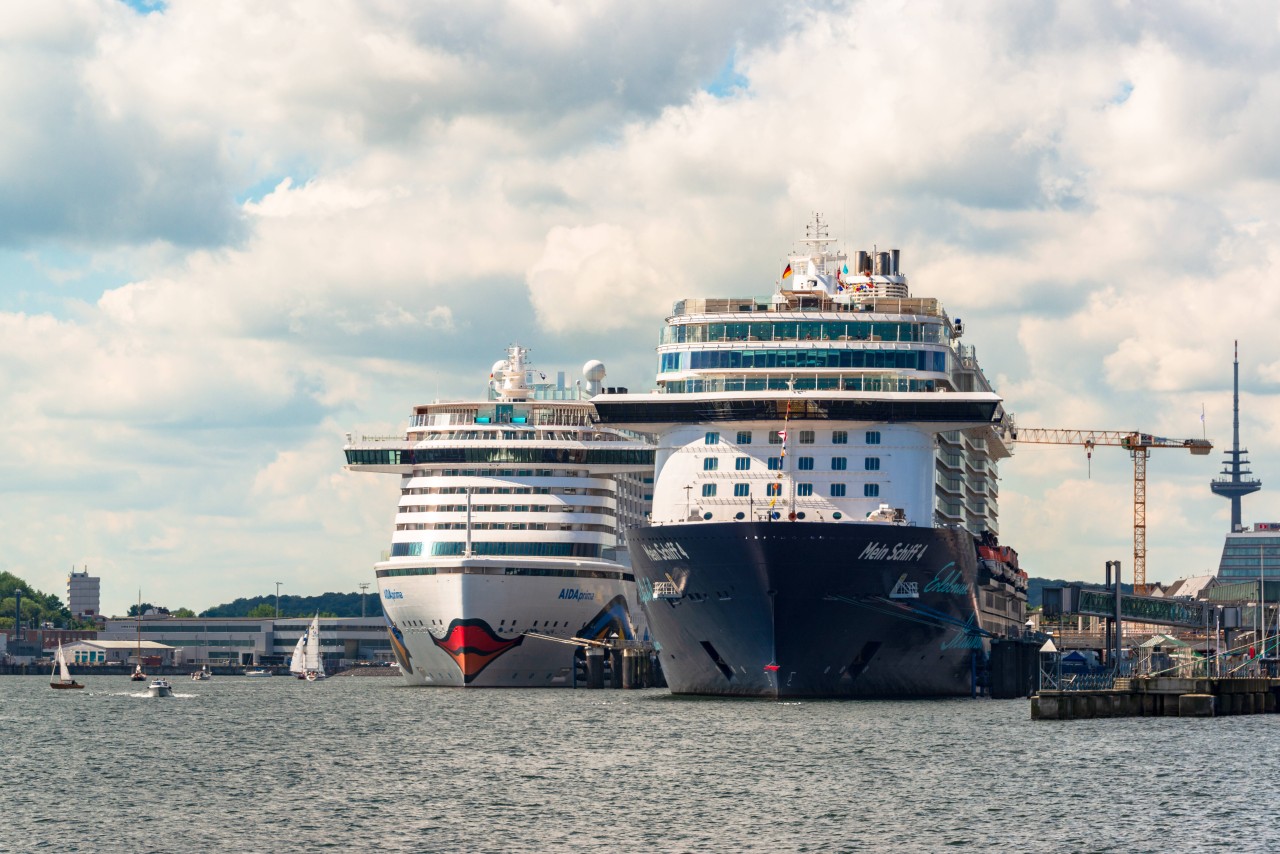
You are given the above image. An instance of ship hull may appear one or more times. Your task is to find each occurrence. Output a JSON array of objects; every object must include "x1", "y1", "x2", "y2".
[
  {"x1": 629, "y1": 521, "x2": 999, "y2": 698},
  {"x1": 377, "y1": 567, "x2": 643, "y2": 687}
]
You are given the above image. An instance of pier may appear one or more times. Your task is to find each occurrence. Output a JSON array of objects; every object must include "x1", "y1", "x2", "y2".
[{"x1": 1033, "y1": 676, "x2": 1280, "y2": 719}]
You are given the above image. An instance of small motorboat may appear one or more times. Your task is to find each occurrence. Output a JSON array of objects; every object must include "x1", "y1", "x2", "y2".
[
  {"x1": 148, "y1": 678, "x2": 173, "y2": 698},
  {"x1": 190, "y1": 666, "x2": 212, "y2": 681},
  {"x1": 244, "y1": 668, "x2": 273, "y2": 678}
]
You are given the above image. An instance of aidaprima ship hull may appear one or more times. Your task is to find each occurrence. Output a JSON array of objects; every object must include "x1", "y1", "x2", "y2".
[
  {"x1": 629, "y1": 521, "x2": 995, "y2": 698},
  {"x1": 378, "y1": 567, "x2": 641, "y2": 687}
]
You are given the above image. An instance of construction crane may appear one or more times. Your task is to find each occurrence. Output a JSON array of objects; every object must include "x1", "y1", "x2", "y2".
[{"x1": 1009, "y1": 429, "x2": 1213, "y2": 595}]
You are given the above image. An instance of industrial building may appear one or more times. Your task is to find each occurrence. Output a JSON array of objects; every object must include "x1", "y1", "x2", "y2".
[{"x1": 99, "y1": 615, "x2": 394, "y2": 667}]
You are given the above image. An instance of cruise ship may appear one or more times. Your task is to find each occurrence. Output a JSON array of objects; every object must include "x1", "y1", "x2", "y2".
[
  {"x1": 344, "y1": 347, "x2": 655, "y2": 686},
  {"x1": 593, "y1": 216, "x2": 1027, "y2": 697}
]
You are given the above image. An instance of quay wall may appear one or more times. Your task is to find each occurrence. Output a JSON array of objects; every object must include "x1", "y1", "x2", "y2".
[{"x1": 1033, "y1": 677, "x2": 1280, "y2": 720}]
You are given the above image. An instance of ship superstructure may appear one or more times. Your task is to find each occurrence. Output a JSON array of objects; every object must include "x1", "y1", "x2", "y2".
[
  {"x1": 345, "y1": 346, "x2": 654, "y2": 686},
  {"x1": 592, "y1": 216, "x2": 1026, "y2": 697}
]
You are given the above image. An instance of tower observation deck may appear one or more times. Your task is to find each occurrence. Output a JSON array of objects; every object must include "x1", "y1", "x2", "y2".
[{"x1": 1210, "y1": 341, "x2": 1261, "y2": 532}]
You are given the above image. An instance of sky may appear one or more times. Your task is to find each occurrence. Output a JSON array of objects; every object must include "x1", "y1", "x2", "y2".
[{"x1": 3, "y1": 0, "x2": 1280, "y2": 616}]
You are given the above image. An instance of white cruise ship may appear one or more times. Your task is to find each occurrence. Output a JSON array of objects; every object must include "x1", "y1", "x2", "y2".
[
  {"x1": 344, "y1": 346, "x2": 655, "y2": 687},
  {"x1": 593, "y1": 216, "x2": 1027, "y2": 697}
]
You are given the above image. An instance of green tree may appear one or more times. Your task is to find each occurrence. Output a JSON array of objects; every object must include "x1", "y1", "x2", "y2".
[
  {"x1": 246, "y1": 603, "x2": 277, "y2": 618},
  {"x1": 171, "y1": 608, "x2": 196, "y2": 618}
]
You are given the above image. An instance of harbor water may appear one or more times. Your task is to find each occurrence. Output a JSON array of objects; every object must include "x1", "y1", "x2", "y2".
[{"x1": 5, "y1": 675, "x2": 1280, "y2": 852}]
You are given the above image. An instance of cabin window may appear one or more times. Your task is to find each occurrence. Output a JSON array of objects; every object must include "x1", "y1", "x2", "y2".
[
  {"x1": 733, "y1": 484, "x2": 750, "y2": 497},
  {"x1": 864, "y1": 484, "x2": 880, "y2": 497},
  {"x1": 864, "y1": 457, "x2": 881, "y2": 471},
  {"x1": 798, "y1": 430, "x2": 815, "y2": 444},
  {"x1": 736, "y1": 431, "x2": 752, "y2": 445},
  {"x1": 833, "y1": 430, "x2": 848, "y2": 444},
  {"x1": 767, "y1": 457, "x2": 783, "y2": 471},
  {"x1": 830, "y1": 483, "x2": 846, "y2": 497},
  {"x1": 797, "y1": 484, "x2": 814, "y2": 496},
  {"x1": 865, "y1": 431, "x2": 881, "y2": 445},
  {"x1": 766, "y1": 483, "x2": 781, "y2": 497},
  {"x1": 705, "y1": 432, "x2": 720, "y2": 445},
  {"x1": 797, "y1": 457, "x2": 814, "y2": 471},
  {"x1": 702, "y1": 484, "x2": 717, "y2": 497},
  {"x1": 703, "y1": 458, "x2": 719, "y2": 471},
  {"x1": 831, "y1": 457, "x2": 847, "y2": 471},
  {"x1": 735, "y1": 457, "x2": 751, "y2": 471}
]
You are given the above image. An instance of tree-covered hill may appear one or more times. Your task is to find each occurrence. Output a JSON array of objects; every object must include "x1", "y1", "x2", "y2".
[
  {"x1": 0, "y1": 571, "x2": 95, "y2": 630},
  {"x1": 202, "y1": 591, "x2": 384, "y2": 619}
]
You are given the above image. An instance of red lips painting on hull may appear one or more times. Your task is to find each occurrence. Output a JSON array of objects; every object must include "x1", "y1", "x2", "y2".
[{"x1": 430, "y1": 619, "x2": 525, "y2": 683}]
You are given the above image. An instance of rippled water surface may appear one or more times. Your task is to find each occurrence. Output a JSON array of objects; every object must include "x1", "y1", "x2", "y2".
[{"x1": 4, "y1": 674, "x2": 1279, "y2": 852}]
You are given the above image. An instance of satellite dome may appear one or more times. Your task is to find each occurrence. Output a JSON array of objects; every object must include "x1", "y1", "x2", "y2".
[
  {"x1": 490, "y1": 360, "x2": 507, "y2": 377},
  {"x1": 583, "y1": 360, "x2": 606, "y2": 382}
]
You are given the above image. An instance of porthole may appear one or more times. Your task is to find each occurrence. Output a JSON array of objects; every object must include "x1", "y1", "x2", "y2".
[
  {"x1": 796, "y1": 512, "x2": 806, "y2": 520},
  {"x1": 833, "y1": 512, "x2": 843, "y2": 520},
  {"x1": 703, "y1": 512, "x2": 713, "y2": 520},
  {"x1": 734, "y1": 512, "x2": 745, "y2": 520}
]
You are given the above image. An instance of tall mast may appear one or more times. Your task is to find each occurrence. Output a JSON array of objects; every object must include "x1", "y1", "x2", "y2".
[{"x1": 1210, "y1": 341, "x2": 1262, "y2": 531}]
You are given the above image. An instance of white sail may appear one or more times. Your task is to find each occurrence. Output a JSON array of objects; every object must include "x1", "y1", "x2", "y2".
[
  {"x1": 305, "y1": 615, "x2": 325, "y2": 675},
  {"x1": 56, "y1": 643, "x2": 71, "y2": 682},
  {"x1": 290, "y1": 634, "x2": 307, "y2": 675}
]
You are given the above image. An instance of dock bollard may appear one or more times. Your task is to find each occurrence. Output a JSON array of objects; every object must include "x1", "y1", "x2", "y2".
[{"x1": 585, "y1": 647, "x2": 605, "y2": 689}]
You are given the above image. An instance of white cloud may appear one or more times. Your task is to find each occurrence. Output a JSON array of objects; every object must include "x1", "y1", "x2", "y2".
[{"x1": 2, "y1": 0, "x2": 1280, "y2": 611}]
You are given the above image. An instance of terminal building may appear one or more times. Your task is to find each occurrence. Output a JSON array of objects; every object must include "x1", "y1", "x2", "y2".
[{"x1": 98, "y1": 616, "x2": 394, "y2": 667}]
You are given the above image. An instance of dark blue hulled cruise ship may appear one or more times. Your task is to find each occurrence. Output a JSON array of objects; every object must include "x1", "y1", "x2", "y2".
[{"x1": 592, "y1": 216, "x2": 1028, "y2": 697}]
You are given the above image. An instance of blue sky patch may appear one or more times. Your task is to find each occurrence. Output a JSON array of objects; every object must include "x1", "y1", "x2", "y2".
[{"x1": 705, "y1": 51, "x2": 748, "y2": 97}]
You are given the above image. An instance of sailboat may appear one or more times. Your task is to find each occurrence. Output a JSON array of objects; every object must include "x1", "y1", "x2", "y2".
[
  {"x1": 290, "y1": 632, "x2": 308, "y2": 680},
  {"x1": 303, "y1": 614, "x2": 326, "y2": 682},
  {"x1": 50, "y1": 643, "x2": 84, "y2": 690},
  {"x1": 130, "y1": 591, "x2": 146, "y2": 682}
]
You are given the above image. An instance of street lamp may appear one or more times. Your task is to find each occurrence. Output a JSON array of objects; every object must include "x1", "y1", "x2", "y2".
[
  {"x1": 275, "y1": 582, "x2": 282, "y2": 619},
  {"x1": 358, "y1": 582, "x2": 370, "y2": 619}
]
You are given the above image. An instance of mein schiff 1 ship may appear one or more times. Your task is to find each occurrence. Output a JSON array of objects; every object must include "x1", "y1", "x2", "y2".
[
  {"x1": 344, "y1": 347, "x2": 654, "y2": 686},
  {"x1": 592, "y1": 216, "x2": 1028, "y2": 698}
]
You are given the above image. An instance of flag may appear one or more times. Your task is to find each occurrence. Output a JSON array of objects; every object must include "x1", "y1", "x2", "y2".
[
  {"x1": 777, "y1": 430, "x2": 787, "y2": 442},
  {"x1": 782, "y1": 263, "x2": 793, "y2": 279},
  {"x1": 842, "y1": 264, "x2": 849, "y2": 274}
]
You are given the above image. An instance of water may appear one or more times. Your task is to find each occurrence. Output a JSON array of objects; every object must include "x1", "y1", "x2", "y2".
[{"x1": 4, "y1": 675, "x2": 1279, "y2": 853}]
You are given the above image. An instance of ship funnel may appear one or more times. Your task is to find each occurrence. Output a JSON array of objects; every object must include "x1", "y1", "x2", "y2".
[
  {"x1": 855, "y1": 250, "x2": 871, "y2": 275},
  {"x1": 890, "y1": 249, "x2": 900, "y2": 275},
  {"x1": 874, "y1": 252, "x2": 891, "y2": 275}
]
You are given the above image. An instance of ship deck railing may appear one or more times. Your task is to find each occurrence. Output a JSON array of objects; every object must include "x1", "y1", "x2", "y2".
[{"x1": 651, "y1": 581, "x2": 682, "y2": 600}]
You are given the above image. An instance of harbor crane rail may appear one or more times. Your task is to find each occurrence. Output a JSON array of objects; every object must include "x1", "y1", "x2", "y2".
[{"x1": 1010, "y1": 429, "x2": 1213, "y2": 594}]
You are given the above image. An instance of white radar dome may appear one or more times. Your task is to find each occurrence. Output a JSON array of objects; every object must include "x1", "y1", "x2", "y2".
[
  {"x1": 490, "y1": 360, "x2": 507, "y2": 377},
  {"x1": 583, "y1": 360, "x2": 607, "y2": 382}
]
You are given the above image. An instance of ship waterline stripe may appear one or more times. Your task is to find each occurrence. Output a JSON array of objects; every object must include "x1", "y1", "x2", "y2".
[{"x1": 376, "y1": 566, "x2": 634, "y2": 581}]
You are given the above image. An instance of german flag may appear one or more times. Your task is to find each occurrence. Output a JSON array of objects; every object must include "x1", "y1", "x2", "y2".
[{"x1": 782, "y1": 263, "x2": 793, "y2": 279}]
